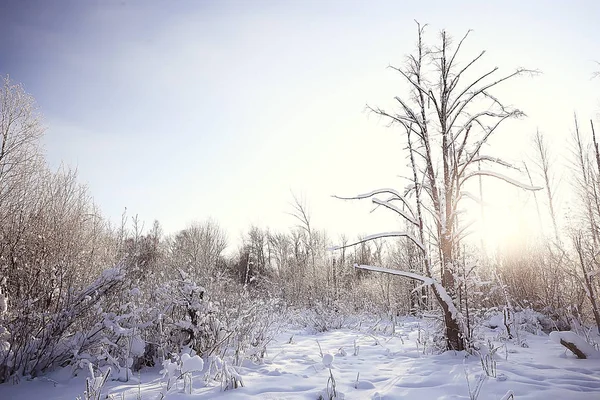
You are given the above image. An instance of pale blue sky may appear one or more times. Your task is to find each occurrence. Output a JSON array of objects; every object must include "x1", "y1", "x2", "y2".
[{"x1": 1, "y1": 0, "x2": 599, "y2": 246}]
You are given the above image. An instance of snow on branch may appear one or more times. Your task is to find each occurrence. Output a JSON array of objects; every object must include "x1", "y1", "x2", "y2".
[
  {"x1": 328, "y1": 231, "x2": 425, "y2": 252},
  {"x1": 460, "y1": 155, "x2": 520, "y2": 171},
  {"x1": 372, "y1": 198, "x2": 418, "y2": 226},
  {"x1": 462, "y1": 170, "x2": 543, "y2": 191},
  {"x1": 333, "y1": 188, "x2": 416, "y2": 218},
  {"x1": 354, "y1": 264, "x2": 459, "y2": 319},
  {"x1": 354, "y1": 264, "x2": 433, "y2": 283}
]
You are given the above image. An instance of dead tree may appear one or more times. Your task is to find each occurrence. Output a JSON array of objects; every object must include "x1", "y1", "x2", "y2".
[{"x1": 333, "y1": 22, "x2": 540, "y2": 351}]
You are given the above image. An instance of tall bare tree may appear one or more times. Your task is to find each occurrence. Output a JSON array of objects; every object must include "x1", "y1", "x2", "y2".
[{"x1": 334, "y1": 23, "x2": 539, "y2": 350}]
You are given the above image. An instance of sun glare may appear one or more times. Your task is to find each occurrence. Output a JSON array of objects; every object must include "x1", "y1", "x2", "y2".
[
  {"x1": 480, "y1": 204, "x2": 524, "y2": 250},
  {"x1": 466, "y1": 183, "x2": 538, "y2": 252}
]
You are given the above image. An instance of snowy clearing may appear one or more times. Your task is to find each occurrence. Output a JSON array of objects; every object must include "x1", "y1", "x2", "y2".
[{"x1": 2, "y1": 318, "x2": 600, "y2": 400}]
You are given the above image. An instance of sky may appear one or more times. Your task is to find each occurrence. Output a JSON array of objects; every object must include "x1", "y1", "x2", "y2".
[{"x1": 1, "y1": 0, "x2": 599, "y2": 250}]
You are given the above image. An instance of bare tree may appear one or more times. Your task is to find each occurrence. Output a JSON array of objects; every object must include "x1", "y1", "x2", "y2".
[
  {"x1": 532, "y1": 130, "x2": 560, "y2": 242},
  {"x1": 334, "y1": 23, "x2": 539, "y2": 350},
  {"x1": 169, "y1": 219, "x2": 227, "y2": 278}
]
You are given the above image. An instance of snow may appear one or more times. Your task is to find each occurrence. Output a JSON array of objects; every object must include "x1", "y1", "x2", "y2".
[
  {"x1": 322, "y1": 353, "x2": 334, "y2": 368},
  {"x1": 181, "y1": 353, "x2": 204, "y2": 373},
  {"x1": 549, "y1": 331, "x2": 600, "y2": 359},
  {"x1": 354, "y1": 379, "x2": 376, "y2": 389},
  {"x1": 434, "y1": 279, "x2": 460, "y2": 320},
  {"x1": 161, "y1": 358, "x2": 179, "y2": 379},
  {"x1": 3, "y1": 318, "x2": 600, "y2": 399},
  {"x1": 484, "y1": 313, "x2": 506, "y2": 330}
]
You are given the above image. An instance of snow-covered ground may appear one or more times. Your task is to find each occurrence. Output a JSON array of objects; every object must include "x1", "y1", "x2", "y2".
[{"x1": 1, "y1": 318, "x2": 600, "y2": 399}]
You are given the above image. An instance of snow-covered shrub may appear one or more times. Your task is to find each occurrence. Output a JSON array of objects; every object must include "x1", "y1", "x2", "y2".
[
  {"x1": 317, "y1": 352, "x2": 344, "y2": 400},
  {"x1": 94, "y1": 307, "x2": 147, "y2": 381},
  {"x1": 156, "y1": 272, "x2": 218, "y2": 357},
  {"x1": 478, "y1": 307, "x2": 549, "y2": 348},
  {"x1": 76, "y1": 363, "x2": 111, "y2": 400},
  {"x1": 415, "y1": 320, "x2": 448, "y2": 355},
  {"x1": 473, "y1": 339, "x2": 499, "y2": 378},
  {"x1": 158, "y1": 352, "x2": 205, "y2": 396},
  {"x1": 513, "y1": 308, "x2": 544, "y2": 335},
  {"x1": 204, "y1": 355, "x2": 243, "y2": 391},
  {"x1": 0, "y1": 266, "x2": 125, "y2": 383},
  {"x1": 289, "y1": 301, "x2": 355, "y2": 333},
  {"x1": 464, "y1": 364, "x2": 486, "y2": 400},
  {"x1": 568, "y1": 316, "x2": 600, "y2": 352},
  {"x1": 152, "y1": 270, "x2": 282, "y2": 372}
]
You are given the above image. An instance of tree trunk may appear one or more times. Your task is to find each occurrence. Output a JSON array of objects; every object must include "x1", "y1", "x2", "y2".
[{"x1": 434, "y1": 285, "x2": 464, "y2": 351}]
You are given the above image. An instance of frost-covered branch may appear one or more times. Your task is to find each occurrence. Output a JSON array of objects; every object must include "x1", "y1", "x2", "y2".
[
  {"x1": 462, "y1": 170, "x2": 543, "y2": 191},
  {"x1": 354, "y1": 264, "x2": 459, "y2": 319},
  {"x1": 449, "y1": 68, "x2": 537, "y2": 125},
  {"x1": 460, "y1": 155, "x2": 520, "y2": 171},
  {"x1": 372, "y1": 197, "x2": 418, "y2": 226},
  {"x1": 333, "y1": 188, "x2": 416, "y2": 218},
  {"x1": 366, "y1": 105, "x2": 423, "y2": 137},
  {"x1": 388, "y1": 65, "x2": 438, "y2": 112},
  {"x1": 329, "y1": 231, "x2": 424, "y2": 252},
  {"x1": 354, "y1": 264, "x2": 433, "y2": 283}
]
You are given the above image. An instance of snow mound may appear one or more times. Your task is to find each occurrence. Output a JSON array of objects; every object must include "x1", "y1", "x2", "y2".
[
  {"x1": 181, "y1": 353, "x2": 205, "y2": 373},
  {"x1": 355, "y1": 380, "x2": 376, "y2": 389},
  {"x1": 322, "y1": 353, "x2": 334, "y2": 368}
]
